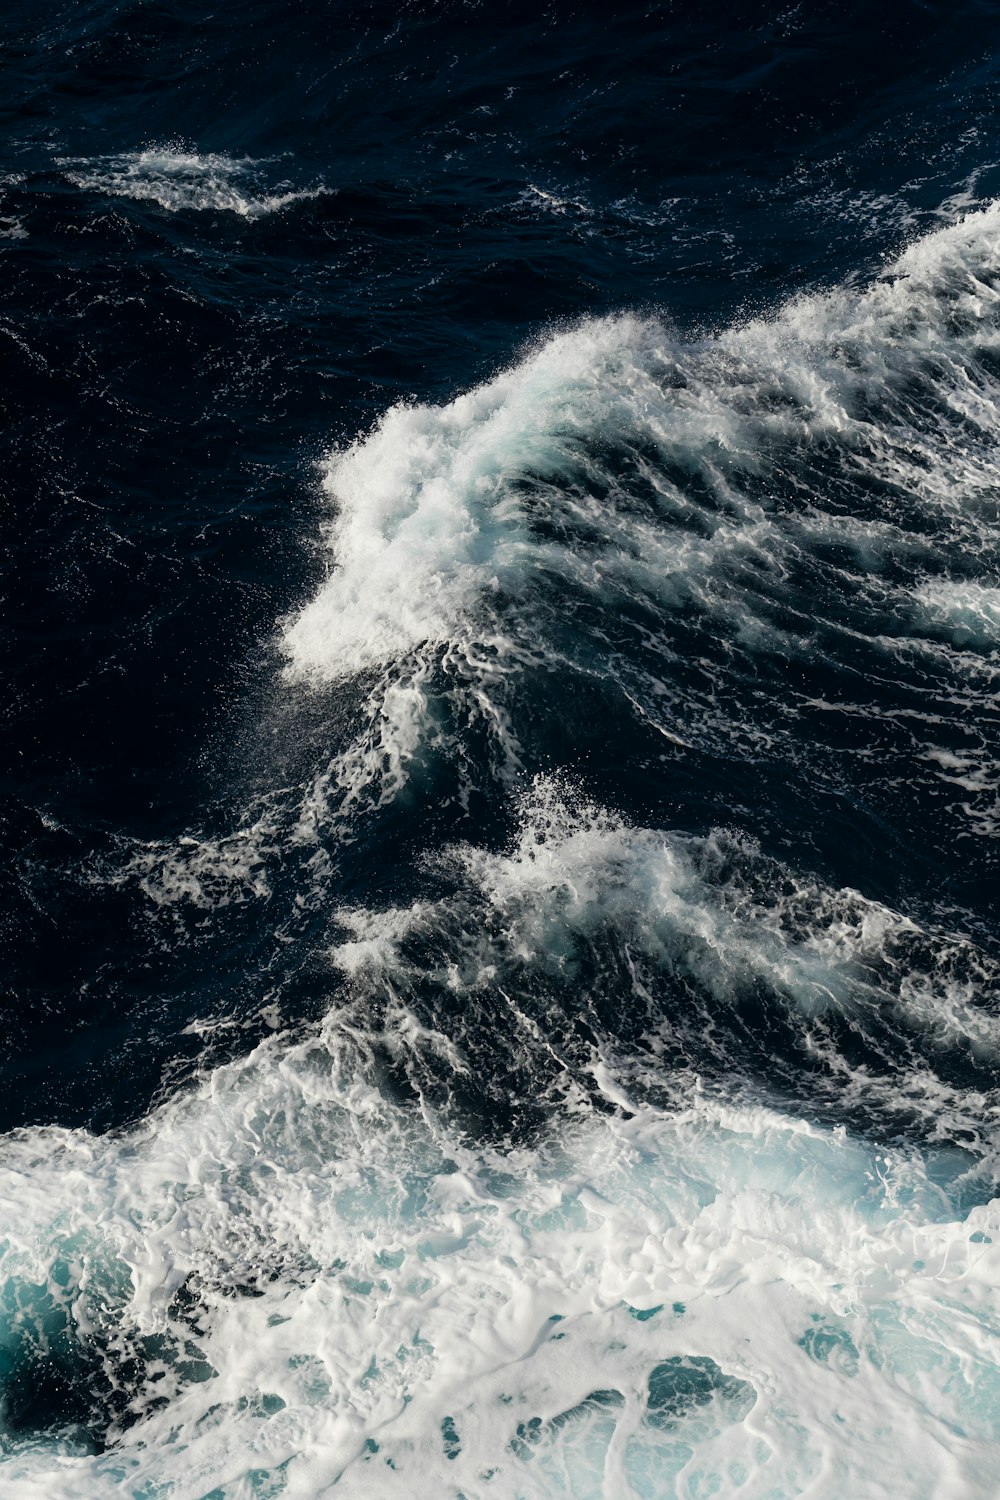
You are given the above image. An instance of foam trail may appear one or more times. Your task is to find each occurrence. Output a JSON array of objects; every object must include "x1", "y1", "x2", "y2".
[{"x1": 61, "y1": 149, "x2": 329, "y2": 218}]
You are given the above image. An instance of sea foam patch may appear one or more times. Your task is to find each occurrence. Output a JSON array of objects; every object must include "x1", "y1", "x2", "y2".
[{"x1": 0, "y1": 1019, "x2": 998, "y2": 1499}]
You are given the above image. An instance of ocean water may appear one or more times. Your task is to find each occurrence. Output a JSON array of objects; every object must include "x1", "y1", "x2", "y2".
[{"x1": 4, "y1": 3, "x2": 1000, "y2": 1495}]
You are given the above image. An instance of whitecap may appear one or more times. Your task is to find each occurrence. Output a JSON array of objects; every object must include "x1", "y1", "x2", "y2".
[
  {"x1": 60, "y1": 147, "x2": 329, "y2": 219},
  {"x1": 913, "y1": 577, "x2": 1000, "y2": 648}
]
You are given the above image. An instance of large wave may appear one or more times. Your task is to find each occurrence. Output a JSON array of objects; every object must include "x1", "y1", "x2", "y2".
[{"x1": 277, "y1": 203, "x2": 1000, "y2": 850}]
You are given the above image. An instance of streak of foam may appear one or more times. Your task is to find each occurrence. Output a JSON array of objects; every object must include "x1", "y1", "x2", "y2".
[
  {"x1": 60, "y1": 148, "x2": 330, "y2": 219},
  {"x1": 0, "y1": 174, "x2": 26, "y2": 239},
  {"x1": 520, "y1": 183, "x2": 593, "y2": 217}
]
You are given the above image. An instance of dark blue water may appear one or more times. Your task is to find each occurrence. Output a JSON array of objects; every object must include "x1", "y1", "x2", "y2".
[{"x1": 4, "y1": 4, "x2": 1000, "y2": 1494}]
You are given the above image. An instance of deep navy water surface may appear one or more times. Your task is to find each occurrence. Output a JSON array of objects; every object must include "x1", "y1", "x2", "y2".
[{"x1": 4, "y1": 4, "x2": 1000, "y2": 1496}]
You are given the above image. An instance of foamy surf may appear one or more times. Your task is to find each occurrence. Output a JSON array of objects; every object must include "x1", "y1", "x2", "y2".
[
  {"x1": 7, "y1": 781, "x2": 1000, "y2": 1495},
  {"x1": 0, "y1": 1024, "x2": 997, "y2": 1500}
]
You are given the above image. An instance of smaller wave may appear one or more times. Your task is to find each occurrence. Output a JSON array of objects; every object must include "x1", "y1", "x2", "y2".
[
  {"x1": 59, "y1": 148, "x2": 330, "y2": 219},
  {"x1": 913, "y1": 577, "x2": 1000, "y2": 648},
  {"x1": 327, "y1": 777, "x2": 1000, "y2": 1139},
  {"x1": 922, "y1": 742, "x2": 1000, "y2": 839}
]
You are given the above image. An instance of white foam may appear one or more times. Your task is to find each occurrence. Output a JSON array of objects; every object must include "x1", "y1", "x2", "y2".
[
  {"x1": 0, "y1": 1027, "x2": 997, "y2": 1499},
  {"x1": 913, "y1": 578, "x2": 1000, "y2": 648},
  {"x1": 7, "y1": 783, "x2": 1000, "y2": 1494},
  {"x1": 0, "y1": 174, "x2": 26, "y2": 240},
  {"x1": 520, "y1": 183, "x2": 593, "y2": 217},
  {"x1": 922, "y1": 744, "x2": 1000, "y2": 839},
  {"x1": 60, "y1": 148, "x2": 329, "y2": 219},
  {"x1": 126, "y1": 827, "x2": 275, "y2": 908}
]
